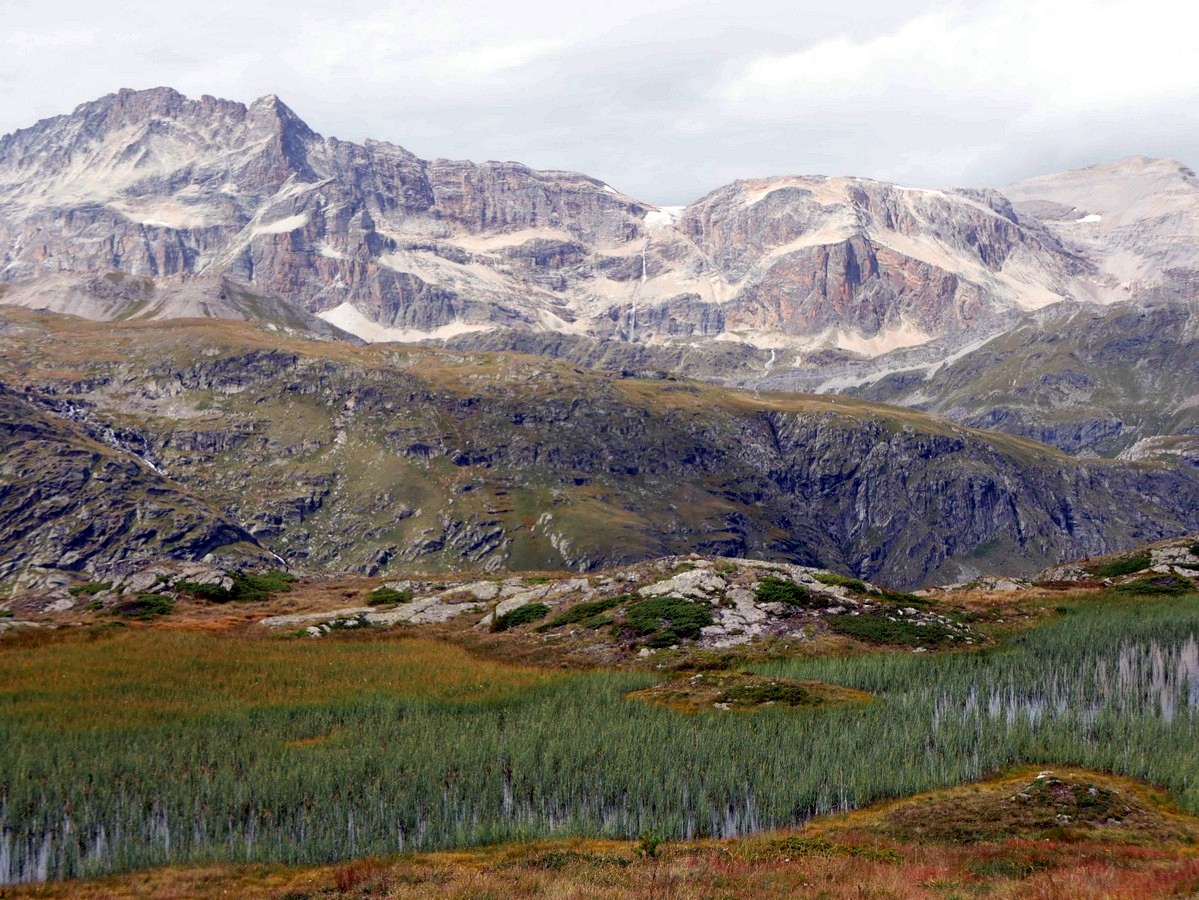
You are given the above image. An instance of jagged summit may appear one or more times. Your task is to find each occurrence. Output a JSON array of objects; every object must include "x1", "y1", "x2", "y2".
[
  {"x1": 0, "y1": 87, "x2": 1129, "y2": 355},
  {"x1": 0, "y1": 87, "x2": 1196, "y2": 364}
]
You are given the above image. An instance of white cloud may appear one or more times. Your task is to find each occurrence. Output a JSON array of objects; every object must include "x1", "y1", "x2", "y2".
[
  {"x1": 710, "y1": 1, "x2": 1199, "y2": 121},
  {"x1": 3, "y1": 0, "x2": 1199, "y2": 202}
]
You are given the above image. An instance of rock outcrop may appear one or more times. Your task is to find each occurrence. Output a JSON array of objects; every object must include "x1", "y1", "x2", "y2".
[
  {"x1": 4, "y1": 311, "x2": 1198, "y2": 590},
  {"x1": 0, "y1": 380, "x2": 273, "y2": 592}
]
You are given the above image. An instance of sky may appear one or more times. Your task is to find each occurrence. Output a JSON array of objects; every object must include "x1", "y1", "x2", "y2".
[{"x1": 4, "y1": 0, "x2": 1199, "y2": 205}]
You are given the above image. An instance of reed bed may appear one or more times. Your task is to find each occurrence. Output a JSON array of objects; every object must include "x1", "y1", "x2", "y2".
[{"x1": 1, "y1": 595, "x2": 1196, "y2": 883}]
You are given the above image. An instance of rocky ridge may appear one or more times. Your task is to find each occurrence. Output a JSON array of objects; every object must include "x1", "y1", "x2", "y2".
[
  {"x1": 0, "y1": 380, "x2": 273, "y2": 593},
  {"x1": 257, "y1": 555, "x2": 979, "y2": 656},
  {"x1": 0, "y1": 87, "x2": 1106, "y2": 358},
  {"x1": 3, "y1": 310, "x2": 1198, "y2": 592}
]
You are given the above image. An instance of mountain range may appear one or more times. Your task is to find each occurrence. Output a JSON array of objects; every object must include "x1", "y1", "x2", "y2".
[
  {"x1": 4, "y1": 88, "x2": 1194, "y2": 354},
  {"x1": 1, "y1": 88, "x2": 1198, "y2": 591}
]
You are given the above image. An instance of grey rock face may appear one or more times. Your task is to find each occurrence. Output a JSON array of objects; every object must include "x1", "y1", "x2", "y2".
[
  {"x1": 0, "y1": 88, "x2": 1094, "y2": 356},
  {"x1": 0, "y1": 381, "x2": 273, "y2": 591},
  {"x1": 841, "y1": 290, "x2": 1199, "y2": 458},
  {"x1": 6, "y1": 313, "x2": 1197, "y2": 590}
]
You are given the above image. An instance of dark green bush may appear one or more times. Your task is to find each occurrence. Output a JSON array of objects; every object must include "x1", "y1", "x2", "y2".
[
  {"x1": 175, "y1": 581, "x2": 235, "y2": 602},
  {"x1": 235, "y1": 569, "x2": 297, "y2": 600},
  {"x1": 492, "y1": 603, "x2": 551, "y2": 632},
  {"x1": 755, "y1": 577, "x2": 814, "y2": 607},
  {"x1": 68, "y1": 581, "x2": 112, "y2": 597},
  {"x1": 813, "y1": 572, "x2": 870, "y2": 594},
  {"x1": 715, "y1": 681, "x2": 813, "y2": 706},
  {"x1": 829, "y1": 612, "x2": 957, "y2": 648},
  {"x1": 623, "y1": 596, "x2": 713, "y2": 646},
  {"x1": 541, "y1": 596, "x2": 624, "y2": 629},
  {"x1": 1113, "y1": 574, "x2": 1194, "y2": 596},
  {"x1": 368, "y1": 586, "x2": 412, "y2": 606},
  {"x1": 1091, "y1": 555, "x2": 1151, "y2": 578},
  {"x1": 176, "y1": 569, "x2": 296, "y2": 604},
  {"x1": 879, "y1": 589, "x2": 928, "y2": 606},
  {"x1": 112, "y1": 593, "x2": 174, "y2": 619}
]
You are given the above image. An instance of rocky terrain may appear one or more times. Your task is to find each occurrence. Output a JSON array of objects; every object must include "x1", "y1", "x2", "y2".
[
  {"x1": 256, "y1": 555, "x2": 981, "y2": 658},
  {"x1": 0, "y1": 86, "x2": 1112, "y2": 360},
  {"x1": 2, "y1": 87, "x2": 1199, "y2": 594},
  {"x1": 2, "y1": 309, "x2": 1198, "y2": 594},
  {"x1": 1005, "y1": 156, "x2": 1199, "y2": 298},
  {"x1": 4, "y1": 89, "x2": 1197, "y2": 457},
  {"x1": 816, "y1": 287, "x2": 1199, "y2": 458},
  {"x1": 0, "y1": 379, "x2": 272, "y2": 594}
]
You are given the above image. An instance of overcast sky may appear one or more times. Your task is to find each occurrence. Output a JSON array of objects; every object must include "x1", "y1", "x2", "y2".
[{"x1": 4, "y1": 0, "x2": 1198, "y2": 204}]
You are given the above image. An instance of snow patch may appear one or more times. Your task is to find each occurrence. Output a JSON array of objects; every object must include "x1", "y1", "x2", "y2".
[
  {"x1": 316, "y1": 302, "x2": 494, "y2": 343},
  {"x1": 602, "y1": 185, "x2": 619, "y2": 195},
  {"x1": 251, "y1": 214, "x2": 309, "y2": 236},
  {"x1": 644, "y1": 206, "x2": 684, "y2": 228},
  {"x1": 317, "y1": 243, "x2": 349, "y2": 260},
  {"x1": 1074, "y1": 214, "x2": 1103, "y2": 223}
]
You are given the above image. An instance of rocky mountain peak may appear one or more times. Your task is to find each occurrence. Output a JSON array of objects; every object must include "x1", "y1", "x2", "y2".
[{"x1": 0, "y1": 87, "x2": 1195, "y2": 362}]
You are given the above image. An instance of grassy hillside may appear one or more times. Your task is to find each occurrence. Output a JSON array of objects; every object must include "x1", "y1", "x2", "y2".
[{"x1": 3, "y1": 309, "x2": 1198, "y2": 589}]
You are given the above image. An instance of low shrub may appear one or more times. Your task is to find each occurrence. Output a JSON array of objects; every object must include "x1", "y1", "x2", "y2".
[
  {"x1": 368, "y1": 586, "x2": 412, "y2": 606},
  {"x1": 68, "y1": 581, "x2": 112, "y2": 597},
  {"x1": 492, "y1": 603, "x2": 551, "y2": 632},
  {"x1": 1114, "y1": 574, "x2": 1194, "y2": 596},
  {"x1": 623, "y1": 596, "x2": 713, "y2": 646},
  {"x1": 1091, "y1": 555, "x2": 1151, "y2": 578},
  {"x1": 829, "y1": 612, "x2": 958, "y2": 648},
  {"x1": 177, "y1": 569, "x2": 297, "y2": 603},
  {"x1": 755, "y1": 577, "x2": 814, "y2": 607},
  {"x1": 715, "y1": 681, "x2": 813, "y2": 706},
  {"x1": 111, "y1": 593, "x2": 174, "y2": 619},
  {"x1": 541, "y1": 596, "x2": 624, "y2": 629},
  {"x1": 175, "y1": 581, "x2": 235, "y2": 602},
  {"x1": 880, "y1": 589, "x2": 928, "y2": 606},
  {"x1": 813, "y1": 572, "x2": 870, "y2": 594},
  {"x1": 235, "y1": 569, "x2": 297, "y2": 600}
]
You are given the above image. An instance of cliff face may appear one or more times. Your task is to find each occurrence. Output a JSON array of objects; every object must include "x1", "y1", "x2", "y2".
[
  {"x1": 0, "y1": 88, "x2": 1092, "y2": 354},
  {"x1": 3, "y1": 311, "x2": 1196, "y2": 590},
  {"x1": 0, "y1": 379, "x2": 272, "y2": 592},
  {"x1": 829, "y1": 279, "x2": 1199, "y2": 459}
]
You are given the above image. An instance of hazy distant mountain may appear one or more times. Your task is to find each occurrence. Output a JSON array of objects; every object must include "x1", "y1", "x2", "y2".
[
  {"x1": 0, "y1": 87, "x2": 1108, "y2": 357},
  {"x1": 1006, "y1": 156, "x2": 1199, "y2": 298},
  {"x1": 3, "y1": 87, "x2": 1199, "y2": 467}
]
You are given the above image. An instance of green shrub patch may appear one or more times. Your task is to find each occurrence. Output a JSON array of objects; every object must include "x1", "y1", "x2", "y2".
[
  {"x1": 368, "y1": 586, "x2": 413, "y2": 606},
  {"x1": 1091, "y1": 555, "x2": 1151, "y2": 578},
  {"x1": 68, "y1": 581, "x2": 112, "y2": 597},
  {"x1": 755, "y1": 577, "x2": 816, "y2": 607},
  {"x1": 176, "y1": 569, "x2": 297, "y2": 603},
  {"x1": 540, "y1": 596, "x2": 624, "y2": 630},
  {"x1": 829, "y1": 612, "x2": 958, "y2": 648},
  {"x1": 813, "y1": 572, "x2": 870, "y2": 594},
  {"x1": 111, "y1": 593, "x2": 174, "y2": 619},
  {"x1": 1114, "y1": 574, "x2": 1193, "y2": 596},
  {"x1": 622, "y1": 596, "x2": 714, "y2": 647},
  {"x1": 492, "y1": 603, "x2": 552, "y2": 632}
]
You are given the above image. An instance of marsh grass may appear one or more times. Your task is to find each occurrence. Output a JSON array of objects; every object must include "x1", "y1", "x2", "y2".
[{"x1": 1, "y1": 593, "x2": 1197, "y2": 884}]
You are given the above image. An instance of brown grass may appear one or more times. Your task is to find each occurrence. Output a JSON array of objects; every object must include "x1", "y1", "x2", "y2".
[{"x1": 0, "y1": 631, "x2": 565, "y2": 730}]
